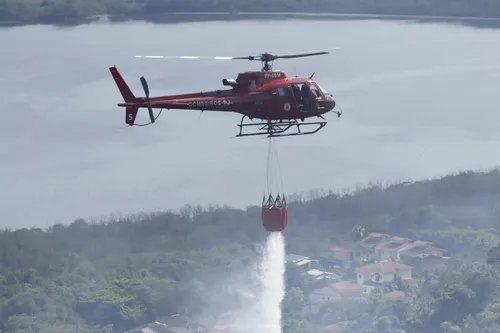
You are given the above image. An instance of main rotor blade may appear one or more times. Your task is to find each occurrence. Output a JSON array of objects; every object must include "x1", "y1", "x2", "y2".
[
  {"x1": 133, "y1": 48, "x2": 340, "y2": 61},
  {"x1": 277, "y1": 51, "x2": 328, "y2": 59},
  {"x1": 276, "y1": 47, "x2": 341, "y2": 59},
  {"x1": 134, "y1": 55, "x2": 235, "y2": 60},
  {"x1": 232, "y1": 56, "x2": 260, "y2": 60}
]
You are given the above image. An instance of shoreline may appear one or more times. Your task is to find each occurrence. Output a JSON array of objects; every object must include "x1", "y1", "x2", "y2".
[{"x1": 1, "y1": 11, "x2": 500, "y2": 29}]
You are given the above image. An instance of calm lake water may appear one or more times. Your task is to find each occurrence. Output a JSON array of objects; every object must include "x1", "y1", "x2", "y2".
[{"x1": 1, "y1": 18, "x2": 500, "y2": 228}]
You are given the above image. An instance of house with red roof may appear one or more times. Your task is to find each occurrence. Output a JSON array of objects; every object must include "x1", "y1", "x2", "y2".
[
  {"x1": 355, "y1": 260, "x2": 413, "y2": 292},
  {"x1": 374, "y1": 236, "x2": 412, "y2": 261},
  {"x1": 330, "y1": 232, "x2": 390, "y2": 264}
]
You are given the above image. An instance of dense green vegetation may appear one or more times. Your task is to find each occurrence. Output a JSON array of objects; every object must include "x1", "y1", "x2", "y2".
[
  {"x1": 1, "y1": 0, "x2": 500, "y2": 26},
  {"x1": 2, "y1": 167, "x2": 500, "y2": 332},
  {"x1": 314, "y1": 258, "x2": 500, "y2": 333}
]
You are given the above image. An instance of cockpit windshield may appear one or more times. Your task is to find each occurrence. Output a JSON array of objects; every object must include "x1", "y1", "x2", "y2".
[{"x1": 316, "y1": 83, "x2": 331, "y2": 97}]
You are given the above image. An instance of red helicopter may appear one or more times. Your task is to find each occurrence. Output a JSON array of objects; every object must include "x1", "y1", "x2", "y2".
[{"x1": 109, "y1": 49, "x2": 342, "y2": 138}]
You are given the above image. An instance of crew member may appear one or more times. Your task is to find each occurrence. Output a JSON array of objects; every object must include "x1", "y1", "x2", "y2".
[{"x1": 301, "y1": 84, "x2": 310, "y2": 111}]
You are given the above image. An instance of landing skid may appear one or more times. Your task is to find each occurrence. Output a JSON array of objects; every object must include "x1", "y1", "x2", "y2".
[{"x1": 236, "y1": 115, "x2": 327, "y2": 138}]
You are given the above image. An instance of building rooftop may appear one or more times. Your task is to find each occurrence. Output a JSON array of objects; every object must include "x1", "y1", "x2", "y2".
[
  {"x1": 285, "y1": 254, "x2": 309, "y2": 263},
  {"x1": 330, "y1": 281, "x2": 364, "y2": 294},
  {"x1": 295, "y1": 258, "x2": 312, "y2": 266},
  {"x1": 307, "y1": 268, "x2": 324, "y2": 276},
  {"x1": 331, "y1": 246, "x2": 349, "y2": 253},
  {"x1": 398, "y1": 242, "x2": 446, "y2": 257},
  {"x1": 157, "y1": 314, "x2": 189, "y2": 327},
  {"x1": 357, "y1": 233, "x2": 389, "y2": 248},
  {"x1": 356, "y1": 261, "x2": 412, "y2": 274},
  {"x1": 375, "y1": 236, "x2": 411, "y2": 251},
  {"x1": 382, "y1": 290, "x2": 405, "y2": 301}
]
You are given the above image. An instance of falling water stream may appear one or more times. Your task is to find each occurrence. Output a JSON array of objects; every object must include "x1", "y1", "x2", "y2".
[{"x1": 258, "y1": 232, "x2": 286, "y2": 333}]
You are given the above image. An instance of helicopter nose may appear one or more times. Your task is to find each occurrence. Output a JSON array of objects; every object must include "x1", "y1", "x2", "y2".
[{"x1": 328, "y1": 97, "x2": 336, "y2": 111}]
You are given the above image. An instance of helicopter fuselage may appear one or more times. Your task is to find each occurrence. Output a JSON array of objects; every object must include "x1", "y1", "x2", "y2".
[{"x1": 118, "y1": 70, "x2": 336, "y2": 122}]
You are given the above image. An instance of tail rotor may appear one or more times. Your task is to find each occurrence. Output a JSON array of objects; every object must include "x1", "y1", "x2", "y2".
[{"x1": 139, "y1": 76, "x2": 155, "y2": 124}]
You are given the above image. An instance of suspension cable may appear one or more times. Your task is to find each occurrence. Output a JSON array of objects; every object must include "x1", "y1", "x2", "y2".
[
  {"x1": 264, "y1": 136, "x2": 273, "y2": 195},
  {"x1": 273, "y1": 138, "x2": 285, "y2": 198},
  {"x1": 263, "y1": 135, "x2": 285, "y2": 205}
]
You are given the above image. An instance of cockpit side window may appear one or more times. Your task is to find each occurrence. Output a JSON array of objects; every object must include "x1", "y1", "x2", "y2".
[{"x1": 275, "y1": 87, "x2": 293, "y2": 99}]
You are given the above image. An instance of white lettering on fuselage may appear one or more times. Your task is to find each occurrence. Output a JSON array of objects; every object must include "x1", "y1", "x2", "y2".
[
  {"x1": 187, "y1": 99, "x2": 233, "y2": 108},
  {"x1": 264, "y1": 73, "x2": 282, "y2": 79}
]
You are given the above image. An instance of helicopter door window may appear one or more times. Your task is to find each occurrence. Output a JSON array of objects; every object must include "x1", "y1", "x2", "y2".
[
  {"x1": 248, "y1": 79, "x2": 256, "y2": 90},
  {"x1": 291, "y1": 84, "x2": 302, "y2": 102},
  {"x1": 275, "y1": 87, "x2": 293, "y2": 100},
  {"x1": 291, "y1": 83, "x2": 309, "y2": 112}
]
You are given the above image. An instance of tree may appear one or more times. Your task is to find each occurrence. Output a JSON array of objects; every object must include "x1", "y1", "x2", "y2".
[{"x1": 283, "y1": 288, "x2": 306, "y2": 319}]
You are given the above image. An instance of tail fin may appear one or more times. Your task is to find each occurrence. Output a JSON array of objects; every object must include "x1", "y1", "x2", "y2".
[
  {"x1": 125, "y1": 106, "x2": 139, "y2": 126},
  {"x1": 109, "y1": 66, "x2": 138, "y2": 126}
]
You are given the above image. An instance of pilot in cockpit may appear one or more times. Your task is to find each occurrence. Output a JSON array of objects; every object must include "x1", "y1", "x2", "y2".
[
  {"x1": 301, "y1": 84, "x2": 310, "y2": 111},
  {"x1": 292, "y1": 85, "x2": 301, "y2": 101}
]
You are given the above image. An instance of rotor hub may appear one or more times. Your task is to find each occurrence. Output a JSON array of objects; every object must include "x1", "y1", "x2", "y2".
[{"x1": 260, "y1": 53, "x2": 274, "y2": 62}]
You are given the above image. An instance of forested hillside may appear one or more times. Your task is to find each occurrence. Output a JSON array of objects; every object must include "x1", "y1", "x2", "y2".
[
  {"x1": 2, "y1": 168, "x2": 500, "y2": 332},
  {"x1": 1, "y1": 0, "x2": 500, "y2": 26}
]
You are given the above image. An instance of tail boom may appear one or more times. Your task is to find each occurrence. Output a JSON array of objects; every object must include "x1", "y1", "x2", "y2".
[{"x1": 110, "y1": 66, "x2": 236, "y2": 126}]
